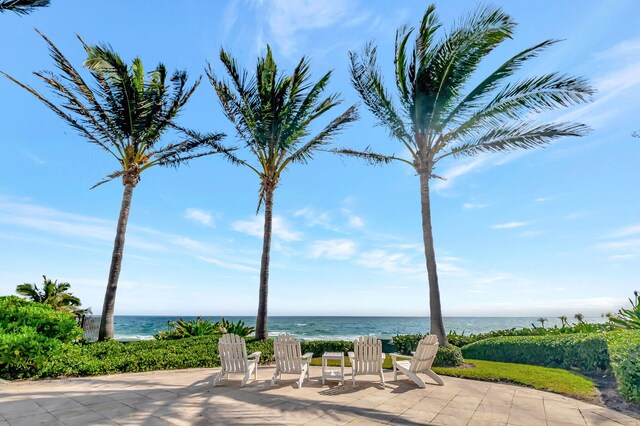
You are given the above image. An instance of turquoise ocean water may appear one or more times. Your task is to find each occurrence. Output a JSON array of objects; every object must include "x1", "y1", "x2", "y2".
[{"x1": 109, "y1": 316, "x2": 603, "y2": 341}]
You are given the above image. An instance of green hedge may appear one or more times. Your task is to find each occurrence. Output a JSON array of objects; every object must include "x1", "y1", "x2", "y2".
[
  {"x1": 0, "y1": 296, "x2": 83, "y2": 379},
  {"x1": 460, "y1": 334, "x2": 609, "y2": 371},
  {"x1": 606, "y1": 330, "x2": 640, "y2": 404}
]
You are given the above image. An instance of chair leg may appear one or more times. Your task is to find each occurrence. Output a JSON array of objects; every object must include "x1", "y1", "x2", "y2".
[
  {"x1": 242, "y1": 365, "x2": 254, "y2": 388},
  {"x1": 255, "y1": 364, "x2": 259, "y2": 380},
  {"x1": 425, "y1": 369, "x2": 444, "y2": 386},
  {"x1": 406, "y1": 371, "x2": 426, "y2": 388},
  {"x1": 271, "y1": 368, "x2": 279, "y2": 386},
  {"x1": 380, "y1": 368, "x2": 386, "y2": 388},
  {"x1": 298, "y1": 370, "x2": 305, "y2": 388},
  {"x1": 393, "y1": 364, "x2": 397, "y2": 381}
]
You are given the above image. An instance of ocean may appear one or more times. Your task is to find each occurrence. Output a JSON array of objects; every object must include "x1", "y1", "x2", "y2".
[{"x1": 105, "y1": 316, "x2": 604, "y2": 341}]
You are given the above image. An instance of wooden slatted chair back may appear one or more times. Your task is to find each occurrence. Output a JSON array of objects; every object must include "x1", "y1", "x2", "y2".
[
  {"x1": 274, "y1": 334, "x2": 303, "y2": 374},
  {"x1": 410, "y1": 335, "x2": 439, "y2": 373},
  {"x1": 353, "y1": 336, "x2": 382, "y2": 374},
  {"x1": 219, "y1": 333, "x2": 248, "y2": 373}
]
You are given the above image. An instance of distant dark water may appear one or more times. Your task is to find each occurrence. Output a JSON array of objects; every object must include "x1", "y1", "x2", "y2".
[{"x1": 110, "y1": 315, "x2": 603, "y2": 341}]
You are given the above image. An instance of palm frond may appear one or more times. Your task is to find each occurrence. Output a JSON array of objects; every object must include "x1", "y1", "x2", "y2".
[
  {"x1": 0, "y1": 0, "x2": 49, "y2": 15},
  {"x1": 439, "y1": 121, "x2": 590, "y2": 159},
  {"x1": 330, "y1": 147, "x2": 410, "y2": 166}
]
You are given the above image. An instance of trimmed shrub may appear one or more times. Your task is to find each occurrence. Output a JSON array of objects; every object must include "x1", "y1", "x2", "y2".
[
  {"x1": 461, "y1": 334, "x2": 609, "y2": 371},
  {"x1": 300, "y1": 340, "x2": 354, "y2": 356},
  {"x1": 434, "y1": 345, "x2": 464, "y2": 367},
  {"x1": 0, "y1": 327, "x2": 63, "y2": 379},
  {"x1": 391, "y1": 334, "x2": 464, "y2": 367},
  {"x1": 606, "y1": 330, "x2": 640, "y2": 404}
]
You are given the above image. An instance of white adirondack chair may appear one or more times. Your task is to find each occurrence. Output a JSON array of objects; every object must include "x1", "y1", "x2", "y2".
[
  {"x1": 271, "y1": 334, "x2": 313, "y2": 388},
  {"x1": 212, "y1": 333, "x2": 261, "y2": 387},
  {"x1": 348, "y1": 336, "x2": 386, "y2": 387},
  {"x1": 390, "y1": 335, "x2": 444, "y2": 388}
]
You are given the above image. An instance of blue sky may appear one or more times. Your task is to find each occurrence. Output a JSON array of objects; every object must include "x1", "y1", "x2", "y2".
[{"x1": 0, "y1": 0, "x2": 638, "y2": 317}]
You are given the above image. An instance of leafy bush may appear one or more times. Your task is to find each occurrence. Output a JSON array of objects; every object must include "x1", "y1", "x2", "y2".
[
  {"x1": 391, "y1": 334, "x2": 463, "y2": 367},
  {"x1": 0, "y1": 296, "x2": 81, "y2": 342},
  {"x1": 300, "y1": 340, "x2": 354, "y2": 356},
  {"x1": 447, "y1": 321, "x2": 615, "y2": 348},
  {"x1": 608, "y1": 291, "x2": 640, "y2": 329},
  {"x1": 0, "y1": 296, "x2": 82, "y2": 379},
  {"x1": 461, "y1": 334, "x2": 609, "y2": 371},
  {"x1": 606, "y1": 330, "x2": 640, "y2": 404},
  {"x1": 154, "y1": 317, "x2": 255, "y2": 340},
  {"x1": 434, "y1": 345, "x2": 464, "y2": 367}
]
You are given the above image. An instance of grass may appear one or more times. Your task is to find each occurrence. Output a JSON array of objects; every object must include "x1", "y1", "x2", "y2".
[
  {"x1": 310, "y1": 356, "x2": 597, "y2": 401},
  {"x1": 435, "y1": 359, "x2": 597, "y2": 401}
]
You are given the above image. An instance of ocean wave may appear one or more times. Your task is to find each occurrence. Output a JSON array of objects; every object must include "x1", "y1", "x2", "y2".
[{"x1": 115, "y1": 334, "x2": 154, "y2": 341}]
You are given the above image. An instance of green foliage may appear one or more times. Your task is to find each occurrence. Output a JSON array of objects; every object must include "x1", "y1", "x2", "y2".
[
  {"x1": 606, "y1": 330, "x2": 640, "y2": 404},
  {"x1": 461, "y1": 334, "x2": 610, "y2": 371},
  {"x1": 434, "y1": 345, "x2": 464, "y2": 367},
  {"x1": 0, "y1": 296, "x2": 82, "y2": 379},
  {"x1": 608, "y1": 291, "x2": 640, "y2": 329},
  {"x1": 434, "y1": 360, "x2": 597, "y2": 401},
  {"x1": 446, "y1": 321, "x2": 614, "y2": 347},
  {"x1": 37, "y1": 335, "x2": 275, "y2": 379},
  {"x1": 218, "y1": 318, "x2": 255, "y2": 338},
  {"x1": 0, "y1": 296, "x2": 81, "y2": 342},
  {"x1": 154, "y1": 317, "x2": 255, "y2": 340},
  {"x1": 16, "y1": 275, "x2": 90, "y2": 315},
  {"x1": 0, "y1": 0, "x2": 49, "y2": 15},
  {"x1": 390, "y1": 334, "x2": 463, "y2": 367},
  {"x1": 299, "y1": 340, "x2": 354, "y2": 356}
]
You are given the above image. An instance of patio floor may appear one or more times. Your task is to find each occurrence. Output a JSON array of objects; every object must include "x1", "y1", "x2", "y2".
[{"x1": 1, "y1": 366, "x2": 638, "y2": 425}]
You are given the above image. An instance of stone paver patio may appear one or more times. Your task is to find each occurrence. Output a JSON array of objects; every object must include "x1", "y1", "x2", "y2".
[{"x1": 1, "y1": 366, "x2": 638, "y2": 425}]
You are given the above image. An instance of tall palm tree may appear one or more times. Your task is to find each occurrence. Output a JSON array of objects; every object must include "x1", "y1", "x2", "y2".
[
  {"x1": 0, "y1": 0, "x2": 49, "y2": 14},
  {"x1": 207, "y1": 46, "x2": 358, "y2": 339},
  {"x1": 335, "y1": 4, "x2": 594, "y2": 344},
  {"x1": 16, "y1": 275, "x2": 86, "y2": 314},
  {"x1": 2, "y1": 31, "x2": 227, "y2": 340}
]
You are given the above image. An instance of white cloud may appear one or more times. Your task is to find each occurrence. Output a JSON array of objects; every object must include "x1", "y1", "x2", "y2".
[
  {"x1": 598, "y1": 239, "x2": 640, "y2": 250},
  {"x1": 607, "y1": 224, "x2": 640, "y2": 239},
  {"x1": 463, "y1": 203, "x2": 489, "y2": 209},
  {"x1": 293, "y1": 207, "x2": 337, "y2": 231},
  {"x1": 347, "y1": 215, "x2": 364, "y2": 229},
  {"x1": 197, "y1": 256, "x2": 258, "y2": 272},
  {"x1": 491, "y1": 221, "x2": 532, "y2": 230},
  {"x1": 184, "y1": 208, "x2": 213, "y2": 227},
  {"x1": 308, "y1": 239, "x2": 356, "y2": 260},
  {"x1": 433, "y1": 156, "x2": 491, "y2": 190},
  {"x1": 534, "y1": 197, "x2": 551, "y2": 203},
  {"x1": 356, "y1": 249, "x2": 424, "y2": 276},
  {"x1": 258, "y1": 0, "x2": 364, "y2": 57},
  {"x1": 609, "y1": 254, "x2": 636, "y2": 261},
  {"x1": 232, "y1": 215, "x2": 301, "y2": 242}
]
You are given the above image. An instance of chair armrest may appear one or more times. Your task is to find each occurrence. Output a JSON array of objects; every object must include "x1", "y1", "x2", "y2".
[
  {"x1": 301, "y1": 352, "x2": 313, "y2": 360},
  {"x1": 390, "y1": 353, "x2": 412, "y2": 361},
  {"x1": 347, "y1": 351, "x2": 355, "y2": 359},
  {"x1": 247, "y1": 351, "x2": 261, "y2": 360}
]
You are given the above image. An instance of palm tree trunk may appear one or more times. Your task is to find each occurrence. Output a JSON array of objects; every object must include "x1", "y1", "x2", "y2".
[
  {"x1": 255, "y1": 188, "x2": 274, "y2": 340},
  {"x1": 98, "y1": 183, "x2": 134, "y2": 341},
  {"x1": 419, "y1": 171, "x2": 449, "y2": 345}
]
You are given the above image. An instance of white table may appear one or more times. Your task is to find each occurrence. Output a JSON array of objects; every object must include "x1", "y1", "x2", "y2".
[{"x1": 321, "y1": 352, "x2": 344, "y2": 385}]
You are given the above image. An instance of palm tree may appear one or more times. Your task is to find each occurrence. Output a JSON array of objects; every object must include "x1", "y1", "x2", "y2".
[
  {"x1": 335, "y1": 4, "x2": 594, "y2": 344},
  {"x1": 16, "y1": 275, "x2": 87, "y2": 314},
  {"x1": 2, "y1": 31, "x2": 227, "y2": 340},
  {"x1": 0, "y1": 0, "x2": 49, "y2": 14},
  {"x1": 206, "y1": 46, "x2": 358, "y2": 339}
]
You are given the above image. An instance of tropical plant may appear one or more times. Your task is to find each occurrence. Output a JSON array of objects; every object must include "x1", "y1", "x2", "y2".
[
  {"x1": 155, "y1": 316, "x2": 219, "y2": 340},
  {"x1": 217, "y1": 318, "x2": 255, "y2": 337},
  {"x1": 575, "y1": 313, "x2": 585, "y2": 323},
  {"x1": 537, "y1": 317, "x2": 548, "y2": 328},
  {"x1": 16, "y1": 275, "x2": 90, "y2": 315},
  {"x1": 206, "y1": 46, "x2": 358, "y2": 339},
  {"x1": 0, "y1": 0, "x2": 49, "y2": 15},
  {"x1": 559, "y1": 315, "x2": 569, "y2": 327},
  {"x1": 334, "y1": 4, "x2": 594, "y2": 344},
  {"x1": 2, "y1": 31, "x2": 228, "y2": 341},
  {"x1": 608, "y1": 291, "x2": 640, "y2": 329}
]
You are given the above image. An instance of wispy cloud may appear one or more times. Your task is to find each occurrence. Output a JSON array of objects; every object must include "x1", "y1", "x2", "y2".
[
  {"x1": 232, "y1": 215, "x2": 301, "y2": 241},
  {"x1": 607, "y1": 224, "x2": 640, "y2": 239},
  {"x1": 197, "y1": 256, "x2": 258, "y2": 272},
  {"x1": 463, "y1": 202, "x2": 489, "y2": 209},
  {"x1": 293, "y1": 207, "x2": 338, "y2": 231},
  {"x1": 609, "y1": 254, "x2": 636, "y2": 261},
  {"x1": 308, "y1": 239, "x2": 356, "y2": 260},
  {"x1": 184, "y1": 208, "x2": 214, "y2": 227},
  {"x1": 491, "y1": 221, "x2": 533, "y2": 230}
]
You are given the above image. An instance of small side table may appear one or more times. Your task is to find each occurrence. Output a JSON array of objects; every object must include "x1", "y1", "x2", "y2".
[{"x1": 322, "y1": 352, "x2": 344, "y2": 385}]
